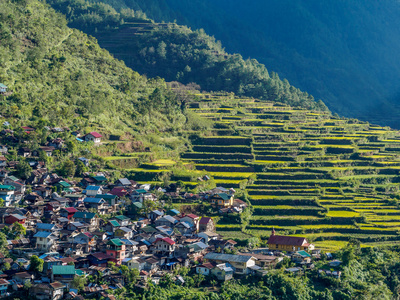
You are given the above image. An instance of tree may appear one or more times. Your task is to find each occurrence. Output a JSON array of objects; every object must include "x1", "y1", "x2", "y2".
[
  {"x1": 12, "y1": 222, "x2": 26, "y2": 237},
  {"x1": 0, "y1": 232, "x2": 7, "y2": 256},
  {"x1": 58, "y1": 160, "x2": 76, "y2": 177},
  {"x1": 30, "y1": 255, "x2": 44, "y2": 273},
  {"x1": 71, "y1": 276, "x2": 87, "y2": 292},
  {"x1": 75, "y1": 160, "x2": 88, "y2": 176},
  {"x1": 157, "y1": 41, "x2": 167, "y2": 59},
  {"x1": 193, "y1": 273, "x2": 205, "y2": 287},
  {"x1": 15, "y1": 159, "x2": 32, "y2": 179}
]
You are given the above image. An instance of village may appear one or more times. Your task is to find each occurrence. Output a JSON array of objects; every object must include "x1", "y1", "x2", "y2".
[{"x1": 0, "y1": 124, "x2": 342, "y2": 300}]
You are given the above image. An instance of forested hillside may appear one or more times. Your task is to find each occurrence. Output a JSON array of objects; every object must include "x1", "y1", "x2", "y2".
[
  {"x1": 0, "y1": 0, "x2": 190, "y2": 140},
  {"x1": 47, "y1": 0, "x2": 328, "y2": 112},
  {"x1": 81, "y1": 0, "x2": 400, "y2": 129}
]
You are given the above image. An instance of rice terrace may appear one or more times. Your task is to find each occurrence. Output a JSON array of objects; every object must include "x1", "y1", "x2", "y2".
[{"x1": 123, "y1": 92, "x2": 400, "y2": 251}]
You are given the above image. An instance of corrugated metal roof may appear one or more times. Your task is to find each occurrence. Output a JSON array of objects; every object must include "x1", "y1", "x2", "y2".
[
  {"x1": 85, "y1": 186, "x2": 101, "y2": 191},
  {"x1": 34, "y1": 231, "x2": 53, "y2": 238},
  {"x1": 36, "y1": 223, "x2": 55, "y2": 230},
  {"x1": 52, "y1": 265, "x2": 75, "y2": 275},
  {"x1": 205, "y1": 253, "x2": 253, "y2": 263}
]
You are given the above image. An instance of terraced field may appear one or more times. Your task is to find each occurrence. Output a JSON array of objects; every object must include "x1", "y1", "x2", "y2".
[{"x1": 131, "y1": 94, "x2": 400, "y2": 249}]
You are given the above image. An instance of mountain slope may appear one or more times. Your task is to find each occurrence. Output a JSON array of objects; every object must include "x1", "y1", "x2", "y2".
[
  {"x1": 89, "y1": 0, "x2": 400, "y2": 128},
  {"x1": 47, "y1": 0, "x2": 329, "y2": 112},
  {"x1": 0, "y1": 0, "x2": 188, "y2": 138}
]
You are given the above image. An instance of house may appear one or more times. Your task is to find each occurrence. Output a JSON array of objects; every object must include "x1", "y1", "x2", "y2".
[
  {"x1": 114, "y1": 227, "x2": 133, "y2": 239},
  {"x1": 36, "y1": 223, "x2": 58, "y2": 232},
  {"x1": 37, "y1": 146, "x2": 55, "y2": 157},
  {"x1": 153, "y1": 237, "x2": 176, "y2": 256},
  {"x1": 83, "y1": 197, "x2": 108, "y2": 214},
  {"x1": 105, "y1": 220, "x2": 121, "y2": 232},
  {"x1": 143, "y1": 256, "x2": 160, "y2": 273},
  {"x1": 148, "y1": 210, "x2": 163, "y2": 222},
  {"x1": 29, "y1": 281, "x2": 65, "y2": 300},
  {"x1": 106, "y1": 239, "x2": 126, "y2": 265},
  {"x1": 240, "y1": 253, "x2": 282, "y2": 269},
  {"x1": 210, "y1": 193, "x2": 234, "y2": 208},
  {"x1": 78, "y1": 157, "x2": 90, "y2": 167},
  {"x1": 5, "y1": 213, "x2": 26, "y2": 225},
  {"x1": 180, "y1": 214, "x2": 200, "y2": 232},
  {"x1": 0, "y1": 83, "x2": 7, "y2": 94},
  {"x1": 88, "y1": 252, "x2": 113, "y2": 267},
  {"x1": 4, "y1": 176, "x2": 26, "y2": 193},
  {"x1": 166, "y1": 209, "x2": 180, "y2": 217},
  {"x1": 43, "y1": 256, "x2": 62, "y2": 273},
  {"x1": 196, "y1": 262, "x2": 215, "y2": 276},
  {"x1": 211, "y1": 263, "x2": 234, "y2": 281},
  {"x1": 13, "y1": 271, "x2": 33, "y2": 284},
  {"x1": 204, "y1": 253, "x2": 256, "y2": 275},
  {"x1": 67, "y1": 222, "x2": 87, "y2": 232},
  {"x1": 34, "y1": 231, "x2": 58, "y2": 252},
  {"x1": 0, "y1": 279, "x2": 10, "y2": 297},
  {"x1": 84, "y1": 186, "x2": 102, "y2": 197},
  {"x1": 285, "y1": 267, "x2": 303, "y2": 275},
  {"x1": 92, "y1": 175, "x2": 107, "y2": 185},
  {"x1": 267, "y1": 229, "x2": 314, "y2": 251},
  {"x1": 51, "y1": 265, "x2": 75, "y2": 284},
  {"x1": 54, "y1": 181, "x2": 71, "y2": 192},
  {"x1": 0, "y1": 156, "x2": 6, "y2": 168},
  {"x1": 154, "y1": 215, "x2": 177, "y2": 227},
  {"x1": 115, "y1": 178, "x2": 132, "y2": 187},
  {"x1": 84, "y1": 132, "x2": 102, "y2": 144},
  {"x1": 175, "y1": 222, "x2": 192, "y2": 236},
  {"x1": 123, "y1": 257, "x2": 146, "y2": 271},
  {"x1": 72, "y1": 232, "x2": 97, "y2": 252},
  {"x1": 112, "y1": 215, "x2": 131, "y2": 227},
  {"x1": 292, "y1": 250, "x2": 312, "y2": 264},
  {"x1": 199, "y1": 217, "x2": 215, "y2": 232},
  {"x1": 328, "y1": 260, "x2": 342, "y2": 267},
  {"x1": 73, "y1": 212, "x2": 99, "y2": 228},
  {"x1": 0, "y1": 185, "x2": 15, "y2": 206},
  {"x1": 131, "y1": 189, "x2": 147, "y2": 202},
  {"x1": 48, "y1": 138, "x2": 64, "y2": 149},
  {"x1": 110, "y1": 187, "x2": 129, "y2": 197},
  {"x1": 0, "y1": 145, "x2": 7, "y2": 154},
  {"x1": 60, "y1": 207, "x2": 77, "y2": 220}
]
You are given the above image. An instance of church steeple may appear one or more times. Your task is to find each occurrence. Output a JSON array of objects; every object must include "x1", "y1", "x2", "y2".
[{"x1": 271, "y1": 227, "x2": 275, "y2": 236}]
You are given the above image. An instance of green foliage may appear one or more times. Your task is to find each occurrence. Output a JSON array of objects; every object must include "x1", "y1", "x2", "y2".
[
  {"x1": 30, "y1": 255, "x2": 44, "y2": 273},
  {"x1": 0, "y1": 0, "x2": 190, "y2": 142},
  {"x1": 57, "y1": 160, "x2": 76, "y2": 177},
  {"x1": 12, "y1": 222, "x2": 26, "y2": 237},
  {"x1": 47, "y1": 0, "x2": 328, "y2": 112},
  {"x1": 71, "y1": 275, "x2": 87, "y2": 292},
  {"x1": 15, "y1": 159, "x2": 32, "y2": 179}
]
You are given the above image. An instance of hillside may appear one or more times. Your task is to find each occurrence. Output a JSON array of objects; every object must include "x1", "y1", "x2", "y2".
[
  {"x1": 0, "y1": 0, "x2": 192, "y2": 144},
  {"x1": 47, "y1": 0, "x2": 328, "y2": 112},
  {"x1": 87, "y1": 0, "x2": 400, "y2": 129},
  {"x1": 126, "y1": 92, "x2": 400, "y2": 251}
]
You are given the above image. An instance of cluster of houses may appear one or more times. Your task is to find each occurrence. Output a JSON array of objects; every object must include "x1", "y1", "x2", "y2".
[
  {"x1": 0, "y1": 126, "x2": 103, "y2": 157},
  {"x1": 0, "y1": 123, "x2": 342, "y2": 299},
  {"x1": 0, "y1": 163, "x2": 341, "y2": 299}
]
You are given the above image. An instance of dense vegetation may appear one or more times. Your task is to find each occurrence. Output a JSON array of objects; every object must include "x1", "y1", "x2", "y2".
[
  {"x1": 84, "y1": 0, "x2": 400, "y2": 129},
  {"x1": 47, "y1": 0, "x2": 328, "y2": 112},
  {"x1": 0, "y1": 0, "x2": 195, "y2": 141}
]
